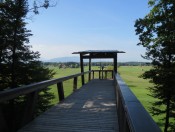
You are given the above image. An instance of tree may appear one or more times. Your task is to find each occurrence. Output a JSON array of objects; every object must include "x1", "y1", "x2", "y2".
[
  {"x1": 0, "y1": 0, "x2": 55, "y2": 131},
  {"x1": 135, "y1": 0, "x2": 175, "y2": 131}
]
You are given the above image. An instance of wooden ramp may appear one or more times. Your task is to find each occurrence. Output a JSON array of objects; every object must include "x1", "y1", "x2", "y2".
[{"x1": 18, "y1": 79, "x2": 119, "y2": 132}]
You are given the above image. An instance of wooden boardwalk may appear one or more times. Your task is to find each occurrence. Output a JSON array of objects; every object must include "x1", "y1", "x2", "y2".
[{"x1": 18, "y1": 79, "x2": 119, "y2": 132}]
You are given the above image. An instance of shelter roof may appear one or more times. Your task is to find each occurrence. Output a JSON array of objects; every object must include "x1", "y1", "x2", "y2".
[
  {"x1": 72, "y1": 50, "x2": 125, "y2": 54},
  {"x1": 72, "y1": 50, "x2": 125, "y2": 59}
]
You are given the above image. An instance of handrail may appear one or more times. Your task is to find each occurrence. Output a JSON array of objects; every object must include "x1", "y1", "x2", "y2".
[
  {"x1": 0, "y1": 71, "x2": 91, "y2": 102},
  {"x1": 0, "y1": 70, "x2": 113, "y2": 103},
  {"x1": 114, "y1": 73, "x2": 161, "y2": 132},
  {"x1": 92, "y1": 70, "x2": 113, "y2": 72},
  {"x1": 0, "y1": 70, "x2": 92, "y2": 131},
  {"x1": 92, "y1": 70, "x2": 113, "y2": 79},
  {"x1": 0, "y1": 69, "x2": 116, "y2": 132}
]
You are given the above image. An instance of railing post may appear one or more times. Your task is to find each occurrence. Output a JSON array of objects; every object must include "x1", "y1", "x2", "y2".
[
  {"x1": 21, "y1": 91, "x2": 38, "y2": 127},
  {"x1": 57, "y1": 82, "x2": 65, "y2": 101},
  {"x1": 112, "y1": 71, "x2": 114, "y2": 79},
  {"x1": 88, "y1": 72, "x2": 91, "y2": 81},
  {"x1": 105, "y1": 71, "x2": 107, "y2": 79},
  {"x1": 93, "y1": 71, "x2": 94, "y2": 79},
  {"x1": 89, "y1": 58, "x2": 91, "y2": 81},
  {"x1": 118, "y1": 95, "x2": 123, "y2": 132},
  {"x1": 99, "y1": 71, "x2": 101, "y2": 79},
  {"x1": 73, "y1": 77, "x2": 78, "y2": 92},
  {"x1": 81, "y1": 75, "x2": 85, "y2": 85},
  {"x1": 0, "y1": 106, "x2": 8, "y2": 132},
  {"x1": 80, "y1": 54, "x2": 85, "y2": 85}
]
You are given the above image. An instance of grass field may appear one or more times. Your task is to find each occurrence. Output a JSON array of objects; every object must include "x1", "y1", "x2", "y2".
[
  {"x1": 48, "y1": 66, "x2": 99, "y2": 104},
  {"x1": 118, "y1": 66, "x2": 165, "y2": 130},
  {"x1": 118, "y1": 66, "x2": 153, "y2": 110},
  {"x1": 48, "y1": 65, "x2": 164, "y2": 130}
]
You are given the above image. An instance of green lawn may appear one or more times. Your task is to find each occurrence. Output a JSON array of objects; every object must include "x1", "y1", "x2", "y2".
[
  {"x1": 48, "y1": 66, "x2": 87, "y2": 104},
  {"x1": 48, "y1": 65, "x2": 164, "y2": 130},
  {"x1": 118, "y1": 66, "x2": 164, "y2": 130},
  {"x1": 48, "y1": 66, "x2": 100, "y2": 104},
  {"x1": 118, "y1": 66, "x2": 153, "y2": 110}
]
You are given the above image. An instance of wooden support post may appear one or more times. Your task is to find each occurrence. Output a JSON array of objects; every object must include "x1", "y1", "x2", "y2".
[
  {"x1": 112, "y1": 71, "x2": 114, "y2": 79},
  {"x1": 99, "y1": 71, "x2": 101, "y2": 79},
  {"x1": 21, "y1": 91, "x2": 38, "y2": 127},
  {"x1": 73, "y1": 77, "x2": 77, "y2": 92},
  {"x1": 88, "y1": 58, "x2": 91, "y2": 81},
  {"x1": 0, "y1": 106, "x2": 8, "y2": 132},
  {"x1": 57, "y1": 82, "x2": 64, "y2": 101},
  {"x1": 105, "y1": 71, "x2": 107, "y2": 79},
  {"x1": 93, "y1": 71, "x2": 94, "y2": 79},
  {"x1": 114, "y1": 53, "x2": 117, "y2": 73},
  {"x1": 80, "y1": 54, "x2": 85, "y2": 85}
]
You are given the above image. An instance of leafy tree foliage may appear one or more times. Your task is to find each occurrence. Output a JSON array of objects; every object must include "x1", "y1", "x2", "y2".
[
  {"x1": 135, "y1": 0, "x2": 175, "y2": 131},
  {"x1": 0, "y1": 0, "x2": 55, "y2": 131}
]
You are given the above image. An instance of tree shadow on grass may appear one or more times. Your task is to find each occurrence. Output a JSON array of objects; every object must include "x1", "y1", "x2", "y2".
[
  {"x1": 127, "y1": 85, "x2": 137, "y2": 88},
  {"x1": 156, "y1": 121, "x2": 164, "y2": 130}
]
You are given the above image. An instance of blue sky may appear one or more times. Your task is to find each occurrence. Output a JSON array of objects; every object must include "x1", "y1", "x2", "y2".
[{"x1": 27, "y1": 0, "x2": 150, "y2": 62}]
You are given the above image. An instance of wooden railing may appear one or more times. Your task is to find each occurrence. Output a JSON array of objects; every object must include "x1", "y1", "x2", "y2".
[
  {"x1": 0, "y1": 70, "x2": 114, "y2": 132},
  {"x1": 0, "y1": 70, "x2": 113, "y2": 103},
  {"x1": 0, "y1": 70, "x2": 161, "y2": 132},
  {"x1": 114, "y1": 73, "x2": 161, "y2": 132},
  {"x1": 0, "y1": 71, "x2": 92, "y2": 132},
  {"x1": 0, "y1": 71, "x2": 91, "y2": 103},
  {"x1": 92, "y1": 70, "x2": 113, "y2": 79}
]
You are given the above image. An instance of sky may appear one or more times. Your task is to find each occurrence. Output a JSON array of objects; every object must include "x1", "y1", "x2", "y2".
[{"x1": 27, "y1": 0, "x2": 151, "y2": 62}]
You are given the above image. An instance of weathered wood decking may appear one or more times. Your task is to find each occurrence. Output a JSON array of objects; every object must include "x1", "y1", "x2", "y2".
[{"x1": 18, "y1": 79, "x2": 119, "y2": 132}]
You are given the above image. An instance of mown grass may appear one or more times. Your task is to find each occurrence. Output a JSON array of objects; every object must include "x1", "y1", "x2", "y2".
[
  {"x1": 118, "y1": 66, "x2": 153, "y2": 109},
  {"x1": 118, "y1": 66, "x2": 165, "y2": 130},
  {"x1": 48, "y1": 66, "x2": 100, "y2": 104}
]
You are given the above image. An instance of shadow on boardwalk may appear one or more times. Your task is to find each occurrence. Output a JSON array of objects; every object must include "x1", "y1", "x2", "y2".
[{"x1": 18, "y1": 79, "x2": 119, "y2": 132}]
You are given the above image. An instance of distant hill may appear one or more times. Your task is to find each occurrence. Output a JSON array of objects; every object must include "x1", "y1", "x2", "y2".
[
  {"x1": 44, "y1": 57, "x2": 113, "y2": 62},
  {"x1": 43, "y1": 57, "x2": 151, "y2": 66},
  {"x1": 45, "y1": 57, "x2": 80, "y2": 62}
]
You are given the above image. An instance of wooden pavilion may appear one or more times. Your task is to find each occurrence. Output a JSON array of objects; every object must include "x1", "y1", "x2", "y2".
[{"x1": 73, "y1": 50, "x2": 125, "y2": 84}]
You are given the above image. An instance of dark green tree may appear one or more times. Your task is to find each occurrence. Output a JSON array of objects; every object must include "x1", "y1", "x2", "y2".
[
  {"x1": 135, "y1": 0, "x2": 175, "y2": 131},
  {"x1": 0, "y1": 0, "x2": 55, "y2": 131}
]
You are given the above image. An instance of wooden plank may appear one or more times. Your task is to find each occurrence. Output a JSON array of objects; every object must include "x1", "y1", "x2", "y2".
[{"x1": 18, "y1": 80, "x2": 119, "y2": 132}]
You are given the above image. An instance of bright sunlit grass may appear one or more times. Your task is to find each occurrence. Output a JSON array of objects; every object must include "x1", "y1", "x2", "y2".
[{"x1": 118, "y1": 66, "x2": 165, "y2": 130}]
